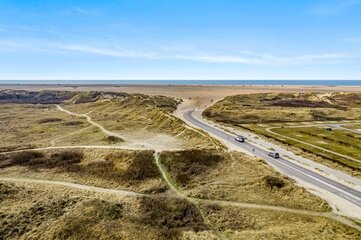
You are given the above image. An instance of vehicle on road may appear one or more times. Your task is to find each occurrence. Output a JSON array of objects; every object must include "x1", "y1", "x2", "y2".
[
  {"x1": 235, "y1": 135, "x2": 245, "y2": 142},
  {"x1": 268, "y1": 152, "x2": 280, "y2": 158}
]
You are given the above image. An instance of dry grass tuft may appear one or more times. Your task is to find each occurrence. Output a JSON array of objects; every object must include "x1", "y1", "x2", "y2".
[
  {"x1": 138, "y1": 195, "x2": 208, "y2": 231},
  {"x1": 263, "y1": 175, "x2": 286, "y2": 189},
  {"x1": 160, "y1": 149, "x2": 223, "y2": 186}
]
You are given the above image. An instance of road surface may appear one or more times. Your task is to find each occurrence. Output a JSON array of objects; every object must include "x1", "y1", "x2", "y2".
[{"x1": 183, "y1": 110, "x2": 361, "y2": 209}]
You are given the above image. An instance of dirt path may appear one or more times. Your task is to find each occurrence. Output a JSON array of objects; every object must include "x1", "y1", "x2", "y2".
[
  {"x1": 154, "y1": 152, "x2": 226, "y2": 240},
  {"x1": 1, "y1": 174, "x2": 360, "y2": 232},
  {"x1": 0, "y1": 176, "x2": 145, "y2": 197},
  {"x1": 1, "y1": 103, "x2": 360, "y2": 232},
  {"x1": 50, "y1": 126, "x2": 93, "y2": 147},
  {"x1": 56, "y1": 105, "x2": 126, "y2": 140},
  {"x1": 0, "y1": 145, "x2": 155, "y2": 155}
]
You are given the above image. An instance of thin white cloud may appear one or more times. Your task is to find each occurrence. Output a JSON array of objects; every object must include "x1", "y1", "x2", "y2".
[
  {"x1": 54, "y1": 44, "x2": 350, "y2": 65},
  {"x1": 72, "y1": 7, "x2": 99, "y2": 16},
  {"x1": 0, "y1": 40, "x2": 353, "y2": 65},
  {"x1": 312, "y1": 0, "x2": 361, "y2": 15}
]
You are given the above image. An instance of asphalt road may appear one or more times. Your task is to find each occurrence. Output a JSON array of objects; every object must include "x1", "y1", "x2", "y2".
[{"x1": 184, "y1": 110, "x2": 361, "y2": 208}]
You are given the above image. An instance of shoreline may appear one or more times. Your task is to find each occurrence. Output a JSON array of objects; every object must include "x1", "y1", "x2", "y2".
[
  {"x1": 1, "y1": 83, "x2": 361, "y2": 109},
  {"x1": 1, "y1": 83, "x2": 361, "y2": 87}
]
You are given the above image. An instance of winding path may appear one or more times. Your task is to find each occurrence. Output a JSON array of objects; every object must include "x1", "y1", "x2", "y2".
[
  {"x1": 56, "y1": 105, "x2": 126, "y2": 140},
  {"x1": 1, "y1": 175, "x2": 360, "y2": 232}
]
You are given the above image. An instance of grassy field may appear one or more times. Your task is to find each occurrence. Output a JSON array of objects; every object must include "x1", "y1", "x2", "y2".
[
  {"x1": 0, "y1": 181, "x2": 213, "y2": 240},
  {"x1": 242, "y1": 123, "x2": 361, "y2": 174},
  {"x1": 201, "y1": 203, "x2": 361, "y2": 239},
  {"x1": 1, "y1": 171, "x2": 360, "y2": 239},
  {"x1": 273, "y1": 126, "x2": 361, "y2": 160},
  {"x1": 204, "y1": 92, "x2": 361, "y2": 175},
  {"x1": 0, "y1": 90, "x2": 220, "y2": 151},
  {"x1": 204, "y1": 92, "x2": 361, "y2": 124},
  {"x1": 1, "y1": 90, "x2": 361, "y2": 239},
  {"x1": 0, "y1": 104, "x2": 89, "y2": 152},
  {"x1": 159, "y1": 150, "x2": 330, "y2": 212},
  {"x1": 0, "y1": 149, "x2": 168, "y2": 194}
]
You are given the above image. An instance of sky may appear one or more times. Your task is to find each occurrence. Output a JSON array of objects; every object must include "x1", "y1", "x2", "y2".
[{"x1": 0, "y1": 0, "x2": 361, "y2": 80}]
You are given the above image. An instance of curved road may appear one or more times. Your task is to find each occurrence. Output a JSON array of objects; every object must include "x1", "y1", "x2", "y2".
[{"x1": 184, "y1": 110, "x2": 361, "y2": 209}]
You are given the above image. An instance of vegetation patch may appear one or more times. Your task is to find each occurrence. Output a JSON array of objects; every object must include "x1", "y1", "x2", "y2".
[
  {"x1": 38, "y1": 118, "x2": 63, "y2": 124},
  {"x1": 183, "y1": 151, "x2": 331, "y2": 212},
  {"x1": 242, "y1": 124, "x2": 361, "y2": 173},
  {"x1": 3, "y1": 150, "x2": 83, "y2": 170},
  {"x1": 203, "y1": 205, "x2": 361, "y2": 239},
  {"x1": 0, "y1": 197, "x2": 78, "y2": 239},
  {"x1": 0, "y1": 183, "x2": 18, "y2": 201},
  {"x1": 204, "y1": 92, "x2": 361, "y2": 124},
  {"x1": 0, "y1": 90, "x2": 76, "y2": 104},
  {"x1": 263, "y1": 176, "x2": 286, "y2": 189},
  {"x1": 160, "y1": 149, "x2": 223, "y2": 186},
  {"x1": 62, "y1": 120, "x2": 83, "y2": 126},
  {"x1": 103, "y1": 150, "x2": 160, "y2": 180},
  {"x1": 102, "y1": 135, "x2": 124, "y2": 144},
  {"x1": 138, "y1": 195, "x2": 207, "y2": 231}
]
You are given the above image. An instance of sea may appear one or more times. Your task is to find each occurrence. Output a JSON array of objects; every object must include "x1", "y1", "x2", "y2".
[{"x1": 0, "y1": 80, "x2": 360, "y2": 86}]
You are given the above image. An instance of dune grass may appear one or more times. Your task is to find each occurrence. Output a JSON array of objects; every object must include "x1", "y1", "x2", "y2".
[
  {"x1": 204, "y1": 92, "x2": 361, "y2": 124},
  {"x1": 159, "y1": 150, "x2": 331, "y2": 212}
]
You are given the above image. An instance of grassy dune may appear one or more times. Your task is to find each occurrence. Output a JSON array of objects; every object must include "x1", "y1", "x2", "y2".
[
  {"x1": 201, "y1": 204, "x2": 361, "y2": 239},
  {"x1": 204, "y1": 92, "x2": 361, "y2": 174},
  {"x1": 0, "y1": 149, "x2": 167, "y2": 194},
  {"x1": 204, "y1": 92, "x2": 361, "y2": 124},
  {"x1": 0, "y1": 104, "x2": 89, "y2": 152},
  {"x1": 0, "y1": 182, "x2": 215, "y2": 240},
  {"x1": 1, "y1": 90, "x2": 361, "y2": 239},
  {"x1": 0, "y1": 90, "x2": 220, "y2": 151},
  {"x1": 160, "y1": 150, "x2": 330, "y2": 212}
]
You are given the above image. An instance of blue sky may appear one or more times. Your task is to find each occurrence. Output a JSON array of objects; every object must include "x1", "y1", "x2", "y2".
[{"x1": 0, "y1": 0, "x2": 360, "y2": 80}]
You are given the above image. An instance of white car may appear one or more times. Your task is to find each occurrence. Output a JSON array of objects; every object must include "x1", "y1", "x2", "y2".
[
  {"x1": 235, "y1": 135, "x2": 245, "y2": 142},
  {"x1": 268, "y1": 152, "x2": 280, "y2": 158}
]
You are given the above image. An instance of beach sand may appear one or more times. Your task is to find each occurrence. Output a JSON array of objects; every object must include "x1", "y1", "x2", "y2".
[{"x1": 1, "y1": 83, "x2": 360, "y2": 109}]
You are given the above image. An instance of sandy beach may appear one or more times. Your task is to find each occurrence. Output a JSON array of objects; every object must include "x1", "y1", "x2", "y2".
[{"x1": 1, "y1": 83, "x2": 361, "y2": 109}]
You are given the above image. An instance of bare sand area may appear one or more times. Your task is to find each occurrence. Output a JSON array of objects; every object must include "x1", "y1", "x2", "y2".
[{"x1": 1, "y1": 83, "x2": 361, "y2": 110}]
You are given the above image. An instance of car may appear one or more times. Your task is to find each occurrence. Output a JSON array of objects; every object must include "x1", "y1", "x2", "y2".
[
  {"x1": 235, "y1": 135, "x2": 245, "y2": 142},
  {"x1": 268, "y1": 152, "x2": 280, "y2": 158}
]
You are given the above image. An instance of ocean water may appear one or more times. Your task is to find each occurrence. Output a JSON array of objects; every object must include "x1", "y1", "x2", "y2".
[{"x1": 0, "y1": 80, "x2": 360, "y2": 86}]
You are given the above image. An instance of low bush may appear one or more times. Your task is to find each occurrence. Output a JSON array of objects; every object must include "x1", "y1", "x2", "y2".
[
  {"x1": 123, "y1": 151, "x2": 159, "y2": 180},
  {"x1": 160, "y1": 149, "x2": 223, "y2": 186},
  {"x1": 11, "y1": 151, "x2": 44, "y2": 165},
  {"x1": 102, "y1": 135, "x2": 124, "y2": 144},
  {"x1": 38, "y1": 118, "x2": 63, "y2": 124},
  {"x1": 0, "y1": 183, "x2": 18, "y2": 201},
  {"x1": 138, "y1": 195, "x2": 207, "y2": 231},
  {"x1": 264, "y1": 176, "x2": 286, "y2": 189},
  {"x1": 7, "y1": 150, "x2": 83, "y2": 170},
  {"x1": 63, "y1": 121, "x2": 83, "y2": 126},
  {"x1": 82, "y1": 151, "x2": 160, "y2": 183},
  {"x1": 0, "y1": 198, "x2": 78, "y2": 239}
]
